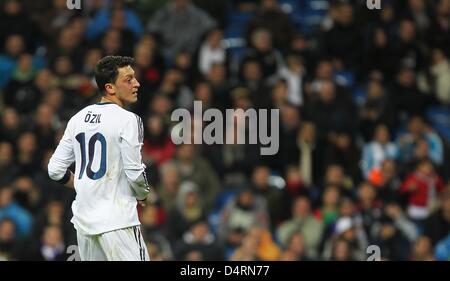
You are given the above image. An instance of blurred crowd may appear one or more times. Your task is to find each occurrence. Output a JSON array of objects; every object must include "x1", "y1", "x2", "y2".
[{"x1": 1, "y1": 0, "x2": 450, "y2": 261}]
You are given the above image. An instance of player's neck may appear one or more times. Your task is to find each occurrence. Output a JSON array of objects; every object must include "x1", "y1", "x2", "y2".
[{"x1": 100, "y1": 96, "x2": 124, "y2": 108}]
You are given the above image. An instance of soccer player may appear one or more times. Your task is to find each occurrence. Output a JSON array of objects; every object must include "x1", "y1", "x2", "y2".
[{"x1": 48, "y1": 56, "x2": 151, "y2": 261}]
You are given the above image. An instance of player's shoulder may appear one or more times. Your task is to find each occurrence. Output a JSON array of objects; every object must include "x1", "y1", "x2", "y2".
[{"x1": 118, "y1": 107, "x2": 142, "y2": 124}]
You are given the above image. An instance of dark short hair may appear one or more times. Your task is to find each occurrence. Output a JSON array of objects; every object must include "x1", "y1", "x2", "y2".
[{"x1": 94, "y1": 56, "x2": 135, "y2": 95}]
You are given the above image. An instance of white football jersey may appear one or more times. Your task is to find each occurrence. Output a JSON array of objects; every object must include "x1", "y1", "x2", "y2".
[{"x1": 48, "y1": 102, "x2": 150, "y2": 235}]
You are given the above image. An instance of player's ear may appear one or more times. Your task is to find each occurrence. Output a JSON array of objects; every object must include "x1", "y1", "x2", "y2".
[{"x1": 105, "y1": 83, "x2": 115, "y2": 95}]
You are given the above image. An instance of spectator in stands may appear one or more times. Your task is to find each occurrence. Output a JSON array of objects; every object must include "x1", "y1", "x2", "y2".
[
  {"x1": 397, "y1": 116, "x2": 444, "y2": 166},
  {"x1": 147, "y1": 0, "x2": 216, "y2": 59},
  {"x1": 229, "y1": 234, "x2": 259, "y2": 261},
  {"x1": 85, "y1": 0, "x2": 144, "y2": 41},
  {"x1": 142, "y1": 114, "x2": 175, "y2": 168},
  {"x1": 293, "y1": 121, "x2": 325, "y2": 187},
  {"x1": 321, "y1": 216, "x2": 367, "y2": 261},
  {"x1": 12, "y1": 176, "x2": 42, "y2": 214},
  {"x1": 0, "y1": 108, "x2": 22, "y2": 144},
  {"x1": 362, "y1": 124, "x2": 399, "y2": 179},
  {"x1": 174, "y1": 51, "x2": 197, "y2": 89},
  {"x1": 304, "y1": 79, "x2": 357, "y2": 143},
  {"x1": 0, "y1": 0, "x2": 38, "y2": 52},
  {"x1": 321, "y1": 0, "x2": 363, "y2": 72},
  {"x1": 0, "y1": 186, "x2": 33, "y2": 239},
  {"x1": 359, "y1": 78, "x2": 395, "y2": 141},
  {"x1": 356, "y1": 182, "x2": 383, "y2": 241},
  {"x1": 140, "y1": 200, "x2": 166, "y2": 238},
  {"x1": 34, "y1": 199, "x2": 72, "y2": 238},
  {"x1": 246, "y1": 0, "x2": 295, "y2": 50},
  {"x1": 139, "y1": 202, "x2": 173, "y2": 260},
  {"x1": 390, "y1": 65, "x2": 429, "y2": 119},
  {"x1": 410, "y1": 235, "x2": 435, "y2": 261},
  {"x1": 22, "y1": 225, "x2": 66, "y2": 261},
  {"x1": 371, "y1": 210, "x2": 415, "y2": 261},
  {"x1": 423, "y1": 189, "x2": 450, "y2": 246},
  {"x1": 218, "y1": 189, "x2": 269, "y2": 250},
  {"x1": 166, "y1": 181, "x2": 207, "y2": 244},
  {"x1": 192, "y1": 81, "x2": 215, "y2": 110},
  {"x1": 172, "y1": 144, "x2": 220, "y2": 212},
  {"x1": 197, "y1": 28, "x2": 227, "y2": 77},
  {"x1": 427, "y1": 0, "x2": 450, "y2": 52},
  {"x1": 250, "y1": 165, "x2": 281, "y2": 228},
  {"x1": 363, "y1": 28, "x2": 396, "y2": 81},
  {"x1": 42, "y1": 87, "x2": 65, "y2": 122},
  {"x1": 0, "y1": 142, "x2": 19, "y2": 186},
  {"x1": 155, "y1": 67, "x2": 194, "y2": 109},
  {"x1": 329, "y1": 238, "x2": 354, "y2": 261},
  {"x1": 173, "y1": 219, "x2": 223, "y2": 260},
  {"x1": 277, "y1": 53, "x2": 306, "y2": 107},
  {"x1": 304, "y1": 59, "x2": 335, "y2": 99},
  {"x1": 146, "y1": 238, "x2": 173, "y2": 261},
  {"x1": 190, "y1": 0, "x2": 228, "y2": 29},
  {"x1": 425, "y1": 48, "x2": 450, "y2": 105},
  {"x1": 32, "y1": 0, "x2": 77, "y2": 45},
  {"x1": 314, "y1": 185, "x2": 341, "y2": 240},
  {"x1": 267, "y1": 77, "x2": 289, "y2": 110},
  {"x1": 204, "y1": 62, "x2": 231, "y2": 110},
  {"x1": 322, "y1": 164, "x2": 354, "y2": 199},
  {"x1": 15, "y1": 132, "x2": 41, "y2": 176},
  {"x1": 237, "y1": 58, "x2": 268, "y2": 108},
  {"x1": 48, "y1": 26, "x2": 85, "y2": 72},
  {"x1": 280, "y1": 166, "x2": 310, "y2": 221},
  {"x1": 277, "y1": 196, "x2": 323, "y2": 259},
  {"x1": 246, "y1": 225, "x2": 281, "y2": 261},
  {"x1": 203, "y1": 113, "x2": 261, "y2": 188},
  {"x1": 282, "y1": 231, "x2": 311, "y2": 261},
  {"x1": 0, "y1": 218, "x2": 18, "y2": 261},
  {"x1": 276, "y1": 104, "x2": 301, "y2": 172},
  {"x1": 97, "y1": 8, "x2": 140, "y2": 56},
  {"x1": 0, "y1": 34, "x2": 26, "y2": 89},
  {"x1": 399, "y1": 137, "x2": 433, "y2": 178},
  {"x1": 3, "y1": 53, "x2": 40, "y2": 114},
  {"x1": 33, "y1": 104, "x2": 58, "y2": 151},
  {"x1": 243, "y1": 28, "x2": 284, "y2": 79},
  {"x1": 324, "y1": 131, "x2": 361, "y2": 182},
  {"x1": 400, "y1": 158, "x2": 445, "y2": 223},
  {"x1": 100, "y1": 29, "x2": 123, "y2": 57},
  {"x1": 368, "y1": 159, "x2": 402, "y2": 204},
  {"x1": 148, "y1": 94, "x2": 174, "y2": 123},
  {"x1": 403, "y1": 0, "x2": 433, "y2": 37},
  {"x1": 392, "y1": 19, "x2": 425, "y2": 71}
]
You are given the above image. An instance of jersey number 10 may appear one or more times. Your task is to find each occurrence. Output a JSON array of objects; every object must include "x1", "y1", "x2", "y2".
[{"x1": 75, "y1": 132, "x2": 107, "y2": 180}]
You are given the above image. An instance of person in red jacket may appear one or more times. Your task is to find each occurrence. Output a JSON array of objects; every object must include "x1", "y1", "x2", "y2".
[
  {"x1": 400, "y1": 158, "x2": 445, "y2": 223},
  {"x1": 142, "y1": 114, "x2": 176, "y2": 167}
]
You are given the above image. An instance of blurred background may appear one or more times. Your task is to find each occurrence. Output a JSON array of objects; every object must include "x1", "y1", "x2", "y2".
[{"x1": 1, "y1": 0, "x2": 450, "y2": 261}]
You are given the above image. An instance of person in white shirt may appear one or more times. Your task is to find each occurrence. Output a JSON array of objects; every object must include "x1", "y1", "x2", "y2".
[{"x1": 48, "y1": 56, "x2": 151, "y2": 261}]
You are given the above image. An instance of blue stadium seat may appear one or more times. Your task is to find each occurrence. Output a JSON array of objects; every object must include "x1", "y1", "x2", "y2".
[
  {"x1": 426, "y1": 106, "x2": 450, "y2": 142},
  {"x1": 352, "y1": 86, "x2": 367, "y2": 106},
  {"x1": 228, "y1": 11, "x2": 254, "y2": 24},
  {"x1": 208, "y1": 190, "x2": 238, "y2": 235}
]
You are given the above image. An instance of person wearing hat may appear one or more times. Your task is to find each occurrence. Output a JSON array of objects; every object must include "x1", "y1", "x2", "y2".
[{"x1": 321, "y1": 216, "x2": 367, "y2": 261}]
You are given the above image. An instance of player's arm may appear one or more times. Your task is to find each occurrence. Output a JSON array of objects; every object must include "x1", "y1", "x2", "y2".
[
  {"x1": 48, "y1": 120, "x2": 75, "y2": 188},
  {"x1": 119, "y1": 114, "x2": 151, "y2": 201}
]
